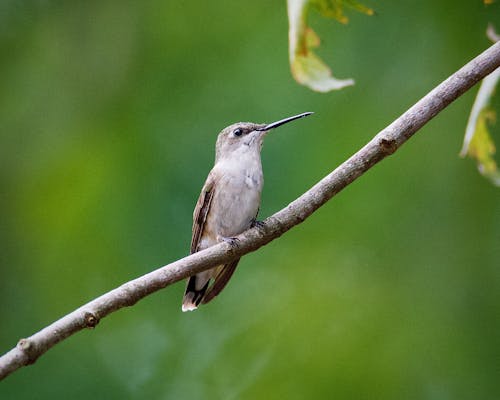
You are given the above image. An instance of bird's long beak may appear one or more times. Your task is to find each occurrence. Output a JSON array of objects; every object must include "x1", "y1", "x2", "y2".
[{"x1": 257, "y1": 112, "x2": 313, "y2": 131}]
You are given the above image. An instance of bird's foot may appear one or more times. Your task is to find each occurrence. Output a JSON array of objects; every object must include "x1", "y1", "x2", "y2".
[
  {"x1": 219, "y1": 236, "x2": 240, "y2": 248},
  {"x1": 251, "y1": 219, "x2": 266, "y2": 229}
]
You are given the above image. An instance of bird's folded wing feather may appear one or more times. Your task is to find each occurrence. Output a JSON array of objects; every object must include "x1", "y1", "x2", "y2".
[
  {"x1": 190, "y1": 172, "x2": 216, "y2": 254},
  {"x1": 202, "y1": 259, "x2": 240, "y2": 304}
]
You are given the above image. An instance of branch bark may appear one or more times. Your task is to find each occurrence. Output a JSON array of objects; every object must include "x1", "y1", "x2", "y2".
[{"x1": 1, "y1": 41, "x2": 500, "y2": 381}]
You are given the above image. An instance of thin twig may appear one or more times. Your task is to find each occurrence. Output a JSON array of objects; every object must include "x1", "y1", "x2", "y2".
[{"x1": 1, "y1": 41, "x2": 499, "y2": 381}]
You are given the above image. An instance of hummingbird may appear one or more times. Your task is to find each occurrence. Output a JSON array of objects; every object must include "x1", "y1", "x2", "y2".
[{"x1": 182, "y1": 112, "x2": 313, "y2": 311}]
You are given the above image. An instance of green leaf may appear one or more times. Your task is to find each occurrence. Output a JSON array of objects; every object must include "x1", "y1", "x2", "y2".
[
  {"x1": 288, "y1": 0, "x2": 373, "y2": 92},
  {"x1": 460, "y1": 67, "x2": 500, "y2": 186},
  {"x1": 313, "y1": 0, "x2": 374, "y2": 24}
]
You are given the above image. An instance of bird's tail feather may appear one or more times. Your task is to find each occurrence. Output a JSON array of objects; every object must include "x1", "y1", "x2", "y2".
[
  {"x1": 181, "y1": 259, "x2": 240, "y2": 311},
  {"x1": 182, "y1": 278, "x2": 209, "y2": 312}
]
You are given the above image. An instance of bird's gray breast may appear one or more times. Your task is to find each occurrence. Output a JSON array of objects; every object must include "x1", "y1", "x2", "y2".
[{"x1": 211, "y1": 159, "x2": 263, "y2": 237}]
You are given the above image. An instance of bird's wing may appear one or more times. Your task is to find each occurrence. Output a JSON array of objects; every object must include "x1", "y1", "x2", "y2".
[
  {"x1": 190, "y1": 172, "x2": 216, "y2": 254},
  {"x1": 201, "y1": 259, "x2": 240, "y2": 304}
]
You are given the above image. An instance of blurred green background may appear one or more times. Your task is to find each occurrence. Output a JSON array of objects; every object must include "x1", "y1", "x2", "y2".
[{"x1": 1, "y1": 1, "x2": 499, "y2": 398}]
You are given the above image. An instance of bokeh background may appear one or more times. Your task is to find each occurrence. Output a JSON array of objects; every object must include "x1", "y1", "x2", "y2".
[{"x1": 1, "y1": 1, "x2": 499, "y2": 399}]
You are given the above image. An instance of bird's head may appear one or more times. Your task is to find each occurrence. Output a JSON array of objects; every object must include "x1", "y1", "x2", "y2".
[{"x1": 214, "y1": 112, "x2": 313, "y2": 162}]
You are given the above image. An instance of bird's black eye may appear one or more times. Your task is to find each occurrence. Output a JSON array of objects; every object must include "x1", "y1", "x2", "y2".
[{"x1": 233, "y1": 128, "x2": 243, "y2": 137}]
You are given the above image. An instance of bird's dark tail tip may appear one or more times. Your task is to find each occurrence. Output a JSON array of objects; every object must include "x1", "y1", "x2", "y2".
[{"x1": 182, "y1": 279, "x2": 208, "y2": 312}]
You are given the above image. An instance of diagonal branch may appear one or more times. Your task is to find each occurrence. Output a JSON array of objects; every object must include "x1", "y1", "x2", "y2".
[{"x1": 1, "y1": 41, "x2": 500, "y2": 381}]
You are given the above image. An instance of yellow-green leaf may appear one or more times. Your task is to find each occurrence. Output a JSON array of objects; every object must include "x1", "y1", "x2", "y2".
[
  {"x1": 288, "y1": 0, "x2": 373, "y2": 92},
  {"x1": 313, "y1": 0, "x2": 374, "y2": 24},
  {"x1": 460, "y1": 68, "x2": 500, "y2": 186},
  {"x1": 468, "y1": 108, "x2": 499, "y2": 184}
]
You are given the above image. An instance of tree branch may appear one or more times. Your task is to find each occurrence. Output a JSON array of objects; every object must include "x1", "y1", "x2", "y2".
[{"x1": 1, "y1": 41, "x2": 499, "y2": 381}]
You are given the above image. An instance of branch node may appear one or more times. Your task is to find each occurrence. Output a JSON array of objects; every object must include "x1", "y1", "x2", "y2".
[
  {"x1": 84, "y1": 312, "x2": 99, "y2": 329},
  {"x1": 17, "y1": 338, "x2": 38, "y2": 365},
  {"x1": 379, "y1": 137, "x2": 397, "y2": 155}
]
